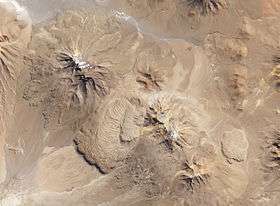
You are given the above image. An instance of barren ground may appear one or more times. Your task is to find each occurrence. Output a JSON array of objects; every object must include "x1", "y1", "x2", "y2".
[{"x1": 0, "y1": 0, "x2": 279, "y2": 206}]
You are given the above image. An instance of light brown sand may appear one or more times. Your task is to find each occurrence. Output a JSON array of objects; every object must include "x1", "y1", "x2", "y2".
[{"x1": 0, "y1": 0, "x2": 279, "y2": 206}]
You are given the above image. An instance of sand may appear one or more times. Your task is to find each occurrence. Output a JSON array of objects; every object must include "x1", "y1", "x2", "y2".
[{"x1": 0, "y1": 0, "x2": 279, "y2": 206}]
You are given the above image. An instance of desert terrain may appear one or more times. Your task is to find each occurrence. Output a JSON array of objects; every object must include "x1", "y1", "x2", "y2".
[{"x1": 0, "y1": 0, "x2": 279, "y2": 205}]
